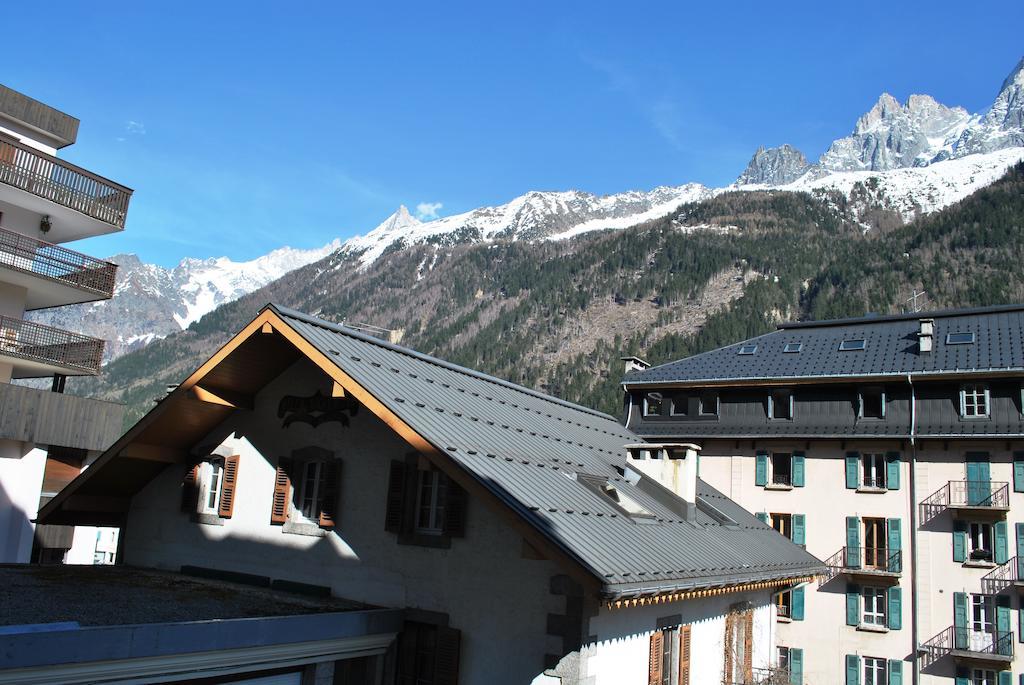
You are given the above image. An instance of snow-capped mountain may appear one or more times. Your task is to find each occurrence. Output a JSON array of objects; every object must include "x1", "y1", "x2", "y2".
[
  {"x1": 29, "y1": 241, "x2": 340, "y2": 360},
  {"x1": 736, "y1": 145, "x2": 809, "y2": 186}
]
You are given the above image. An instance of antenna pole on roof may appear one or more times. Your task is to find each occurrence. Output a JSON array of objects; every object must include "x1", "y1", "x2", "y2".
[{"x1": 906, "y1": 290, "x2": 927, "y2": 313}]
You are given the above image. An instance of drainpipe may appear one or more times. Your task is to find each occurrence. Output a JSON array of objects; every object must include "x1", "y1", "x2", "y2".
[{"x1": 907, "y1": 373, "x2": 920, "y2": 685}]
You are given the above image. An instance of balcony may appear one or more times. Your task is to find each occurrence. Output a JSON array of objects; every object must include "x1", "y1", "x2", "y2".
[
  {"x1": 821, "y1": 546, "x2": 901, "y2": 585},
  {"x1": 0, "y1": 382, "x2": 123, "y2": 451},
  {"x1": 919, "y1": 480, "x2": 1009, "y2": 524},
  {"x1": 723, "y1": 668, "x2": 792, "y2": 685},
  {"x1": 0, "y1": 316, "x2": 104, "y2": 376},
  {"x1": 981, "y1": 557, "x2": 1024, "y2": 595},
  {"x1": 0, "y1": 135, "x2": 131, "y2": 235},
  {"x1": 0, "y1": 226, "x2": 116, "y2": 307},
  {"x1": 921, "y1": 626, "x2": 1013, "y2": 668}
]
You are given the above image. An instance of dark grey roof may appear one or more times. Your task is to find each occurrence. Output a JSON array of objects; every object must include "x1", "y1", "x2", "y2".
[
  {"x1": 272, "y1": 305, "x2": 823, "y2": 598},
  {"x1": 624, "y1": 304, "x2": 1024, "y2": 386}
]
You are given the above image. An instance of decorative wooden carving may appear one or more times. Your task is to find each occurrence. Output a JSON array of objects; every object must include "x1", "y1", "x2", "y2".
[{"x1": 277, "y1": 390, "x2": 360, "y2": 428}]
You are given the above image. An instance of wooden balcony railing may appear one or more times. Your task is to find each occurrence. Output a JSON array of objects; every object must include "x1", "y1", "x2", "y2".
[
  {"x1": 0, "y1": 315, "x2": 104, "y2": 374},
  {"x1": 0, "y1": 225, "x2": 117, "y2": 299},
  {"x1": 0, "y1": 136, "x2": 131, "y2": 228},
  {"x1": 919, "y1": 480, "x2": 1010, "y2": 524}
]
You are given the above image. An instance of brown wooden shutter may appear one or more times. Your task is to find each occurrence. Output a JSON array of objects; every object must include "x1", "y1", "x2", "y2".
[
  {"x1": 384, "y1": 460, "x2": 407, "y2": 532},
  {"x1": 723, "y1": 613, "x2": 734, "y2": 683},
  {"x1": 742, "y1": 609, "x2": 753, "y2": 681},
  {"x1": 181, "y1": 463, "x2": 200, "y2": 513},
  {"x1": 648, "y1": 630, "x2": 664, "y2": 685},
  {"x1": 318, "y1": 459, "x2": 342, "y2": 529},
  {"x1": 218, "y1": 455, "x2": 240, "y2": 518},
  {"x1": 271, "y1": 457, "x2": 292, "y2": 525},
  {"x1": 679, "y1": 624, "x2": 691, "y2": 685},
  {"x1": 443, "y1": 478, "x2": 467, "y2": 537},
  {"x1": 433, "y1": 626, "x2": 461, "y2": 685}
]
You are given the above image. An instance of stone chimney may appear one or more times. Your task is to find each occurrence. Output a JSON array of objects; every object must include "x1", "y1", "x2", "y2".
[
  {"x1": 625, "y1": 443, "x2": 700, "y2": 520},
  {"x1": 918, "y1": 318, "x2": 934, "y2": 354},
  {"x1": 621, "y1": 355, "x2": 650, "y2": 375}
]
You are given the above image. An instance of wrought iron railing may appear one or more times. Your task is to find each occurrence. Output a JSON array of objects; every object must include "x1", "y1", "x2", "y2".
[
  {"x1": 0, "y1": 136, "x2": 131, "y2": 228},
  {"x1": 981, "y1": 556, "x2": 1024, "y2": 595},
  {"x1": 919, "y1": 480, "x2": 1010, "y2": 524},
  {"x1": 921, "y1": 626, "x2": 1014, "y2": 668},
  {"x1": 771, "y1": 473, "x2": 791, "y2": 486},
  {"x1": 723, "y1": 667, "x2": 792, "y2": 685},
  {"x1": 824, "y1": 546, "x2": 901, "y2": 574},
  {"x1": 0, "y1": 226, "x2": 116, "y2": 298},
  {"x1": 0, "y1": 315, "x2": 104, "y2": 374},
  {"x1": 862, "y1": 475, "x2": 886, "y2": 488}
]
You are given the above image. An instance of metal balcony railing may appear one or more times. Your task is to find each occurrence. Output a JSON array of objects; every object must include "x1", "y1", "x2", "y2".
[
  {"x1": 921, "y1": 626, "x2": 1014, "y2": 668},
  {"x1": 0, "y1": 136, "x2": 131, "y2": 228},
  {"x1": 981, "y1": 557, "x2": 1024, "y2": 595},
  {"x1": 0, "y1": 226, "x2": 117, "y2": 299},
  {"x1": 723, "y1": 667, "x2": 792, "y2": 685},
  {"x1": 0, "y1": 315, "x2": 104, "y2": 374},
  {"x1": 822, "y1": 547, "x2": 901, "y2": 582},
  {"x1": 771, "y1": 473, "x2": 791, "y2": 486},
  {"x1": 919, "y1": 480, "x2": 1010, "y2": 524}
]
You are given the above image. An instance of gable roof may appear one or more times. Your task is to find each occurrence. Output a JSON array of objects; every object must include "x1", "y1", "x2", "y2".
[
  {"x1": 623, "y1": 304, "x2": 1024, "y2": 387},
  {"x1": 39, "y1": 304, "x2": 823, "y2": 602}
]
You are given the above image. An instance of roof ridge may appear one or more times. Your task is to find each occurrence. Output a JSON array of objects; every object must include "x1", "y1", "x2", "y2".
[
  {"x1": 267, "y1": 303, "x2": 618, "y2": 422},
  {"x1": 779, "y1": 303, "x2": 1024, "y2": 330}
]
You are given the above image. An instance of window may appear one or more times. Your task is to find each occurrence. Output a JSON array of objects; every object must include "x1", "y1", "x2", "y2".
[
  {"x1": 771, "y1": 513, "x2": 793, "y2": 539},
  {"x1": 648, "y1": 625, "x2": 692, "y2": 685},
  {"x1": 969, "y1": 522, "x2": 993, "y2": 561},
  {"x1": 270, "y1": 448, "x2": 339, "y2": 529},
  {"x1": 724, "y1": 606, "x2": 754, "y2": 685},
  {"x1": 777, "y1": 646, "x2": 790, "y2": 670},
  {"x1": 862, "y1": 587, "x2": 887, "y2": 626},
  {"x1": 971, "y1": 594, "x2": 994, "y2": 634},
  {"x1": 385, "y1": 458, "x2": 467, "y2": 546},
  {"x1": 961, "y1": 385, "x2": 990, "y2": 418},
  {"x1": 183, "y1": 455, "x2": 240, "y2": 520},
  {"x1": 199, "y1": 458, "x2": 224, "y2": 515},
  {"x1": 839, "y1": 339, "x2": 867, "y2": 351},
  {"x1": 776, "y1": 591, "x2": 792, "y2": 618},
  {"x1": 863, "y1": 657, "x2": 887, "y2": 685},
  {"x1": 768, "y1": 390, "x2": 793, "y2": 420},
  {"x1": 947, "y1": 332, "x2": 976, "y2": 345},
  {"x1": 783, "y1": 342, "x2": 802, "y2": 353},
  {"x1": 643, "y1": 392, "x2": 664, "y2": 416},
  {"x1": 771, "y1": 453, "x2": 792, "y2": 485},
  {"x1": 298, "y1": 460, "x2": 326, "y2": 521},
  {"x1": 737, "y1": 343, "x2": 758, "y2": 355},
  {"x1": 859, "y1": 388, "x2": 885, "y2": 419},
  {"x1": 670, "y1": 395, "x2": 688, "y2": 416},
  {"x1": 396, "y1": 621, "x2": 461, "y2": 685},
  {"x1": 972, "y1": 669, "x2": 997, "y2": 685},
  {"x1": 863, "y1": 517, "x2": 887, "y2": 569},
  {"x1": 862, "y1": 453, "x2": 886, "y2": 489},
  {"x1": 415, "y1": 468, "x2": 447, "y2": 534},
  {"x1": 698, "y1": 391, "x2": 719, "y2": 416}
]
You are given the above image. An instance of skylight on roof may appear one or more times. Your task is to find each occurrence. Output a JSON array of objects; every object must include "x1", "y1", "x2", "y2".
[
  {"x1": 737, "y1": 344, "x2": 758, "y2": 355},
  {"x1": 783, "y1": 342, "x2": 802, "y2": 353},
  {"x1": 839, "y1": 339, "x2": 866, "y2": 351},
  {"x1": 946, "y1": 332, "x2": 975, "y2": 345}
]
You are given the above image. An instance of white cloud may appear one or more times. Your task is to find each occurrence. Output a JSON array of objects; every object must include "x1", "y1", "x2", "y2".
[
  {"x1": 416, "y1": 202, "x2": 443, "y2": 220},
  {"x1": 125, "y1": 120, "x2": 146, "y2": 135}
]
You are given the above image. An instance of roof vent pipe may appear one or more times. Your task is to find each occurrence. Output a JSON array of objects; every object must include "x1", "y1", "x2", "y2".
[{"x1": 918, "y1": 319, "x2": 934, "y2": 354}]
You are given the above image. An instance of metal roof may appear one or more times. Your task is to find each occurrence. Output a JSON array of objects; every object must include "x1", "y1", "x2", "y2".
[
  {"x1": 272, "y1": 305, "x2": 824, "y2": 598},
  {"x1": 623, "y1": 304, "x2": 1024, "y2": 386}
]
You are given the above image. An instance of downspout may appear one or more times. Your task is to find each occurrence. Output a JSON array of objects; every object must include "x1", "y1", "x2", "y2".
[
  {"x1": 907, "y1": 373, "x2": 920, "y2": 685},
  {"x1": 622, "y1": 385, "x2": 634, "y2": 428}
]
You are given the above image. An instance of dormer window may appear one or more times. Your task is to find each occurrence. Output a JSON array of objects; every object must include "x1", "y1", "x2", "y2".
[
  {"x1": 859, "y1": 388, "x2": 885, "y2": 420},
  {"x1": 946, "y1": 332, "x2": 975, "y2": 345},
  {"x1": 699, "y1": 391, "x2": 719, "y2": 417},
  {"x1": 768, "y1": 390, "x2": 794, "y2": 420},
  {"x1": 737, "y1": 344, "x2": 758, "y2": 355},
  {"x1": 643, "y1": 392, "x2": 664, "y2": 416},
  {"x1": 960, "y1": 384, "x2": 990, "y2": 419},
  {"x1": 839, "y1": 339, "x2": 866, "y2": 351},
  {"x1": 783, "y1": 342, "x2": 802, "y2": 353}
]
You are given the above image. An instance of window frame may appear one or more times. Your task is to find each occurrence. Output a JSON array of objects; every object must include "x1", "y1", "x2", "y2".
[
  {"x1": 698, "y1": 391, "x2": 719, "y2": 417},
  {"x1": 770, "y1": 452, "x2": 793, "y2": 486},
  {"x1": 862, "y1": 587, "x2": 887, "y2": 626},
  {"x1": 198, "y1": 458, "x2": 225, "y2": 516},
  {"x1": 737, "y1": 344, "x2": 758, "y2": 355},
  {"x1": 414, "y1": 468, "x2": 447, "y2": 535},
  {"x1": 783, "y1": 342, "x2": 802, "y2": 353},
  {"x1": 968, "y1": 522, "x2": 994, "y2": 561},
  {"x1": 839, "y1": 338, "x2": 867, "y2": 352},
  {"x1": 297, "y1": 459, "x2": 325, "y2": 523},
  {"x1": 861, "y1": 453, "x2": 887, "y2": 489},
  {"x1": 862, "y1": 656, "x2": 888, "y2": 685},
  {"x1": 643, "y1": 392, "x2": 665, "y2": 417},
  {"x1": 768, "y1": 390, "x2": 794, "y2": 421},
  {"x1": 960, "y1": 384, "x2": 991, "y2": 419},
  {"x1": 777, "y1": 645, "x2": 790, "y2": 670},
  {"x1": 770, "y1": 513, "x2": 793, "y2": 539},
  {"x1": 972, "y1": 669, "x2": 997, "y2": 685},
  {"x1": 858, "y1": 387, "x2": 886, "y2": 420},
  {"x1": 947, "y1": 332, "x2": 976, "y2": 345}
]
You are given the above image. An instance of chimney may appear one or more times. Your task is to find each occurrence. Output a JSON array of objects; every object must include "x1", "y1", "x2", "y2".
[
  {"x1": 918, "y1": 318, "x2": 934, "y2": 354},
  {"x1": 625, "y1": 443, "x2": 700, "y2": 520},
  {"x1": 621, "y1": 355, "x2": 650, "y2": 375}
]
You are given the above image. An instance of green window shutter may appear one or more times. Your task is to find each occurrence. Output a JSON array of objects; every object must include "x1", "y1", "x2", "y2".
[
  {"x1": 1014, "y1": 452, "x2": 1024, "y2": 492},
  {"x1": 845, "y1": 654, "x2": 860, "y2": 685},
  {"x1": 887, "y1": 659, "x2": 902, "y2": 685},
  {"x1": 953, "y1": 521, "x2": 967, "y2": 563},
  {"x1": 791, "y1": 586, "x2": 805, "y2": 621},
  {"x1": 792, "y1": 452, "x2": 806, "y2": 487},
  {"x1": 792, "y1": 514, "x2": 806, "y2": 546},
  {"x1": 1016, "y1": 523, "x2": 1024, "y2": 576},
  {"x1": 1019, "y1": 607, "x2": 1024, "y2": 643},
  {"x1": 954, "y1": 593, "x2": 969, "y2": 649},
  {"x1": 756, "y1": 512, "x2": 769, "y2": 524},
  {"x1": 846, "y1": 584, "x2": 860, "y2": 625},
  {"x1": 789, "y1": 648, "x2": 803, "y2": 685},
  {"x1": 997, "y1": 595, "x2": 1012, "y2": 639},
  {"x1": 886, "y1": 452, "x2": 900, "y2": 490},
  {"x1": 995, "y1": 520, "x2": 1009, "y2": 564},
  {"x1": 845, "y1": 453, "x2": 859, "y2": 489},
  {"x1": 998, "y1": 671, "x2": 1011, "y2": 685},
  {"x1": 755, "y1": 451, "x2": 768, "y2": 486},
  {"x1": 846, "y1": 516, "x2": 861, "y2": 568},
  {"x1": 954, "y1": 667, "x2": 969, "y2": 685},
  {"x1": 887, "y1": 586, "x2": 902, "y2": 630},
  {"x1": 887, "y1": 518, "x2": 902, "y2": 572}
]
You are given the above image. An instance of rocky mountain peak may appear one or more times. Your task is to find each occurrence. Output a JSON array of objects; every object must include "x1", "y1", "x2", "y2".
[{"x1": 735, "y1": 144, "x2": 810, "y2": 186}]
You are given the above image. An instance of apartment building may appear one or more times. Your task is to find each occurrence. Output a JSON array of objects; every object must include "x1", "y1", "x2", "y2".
[
  {"x1": 622, "y1": 304, "x2": 1024, "y2": 685},
  {"x1": 0, "y1": 84, "x2": 129, "y2": 563}
]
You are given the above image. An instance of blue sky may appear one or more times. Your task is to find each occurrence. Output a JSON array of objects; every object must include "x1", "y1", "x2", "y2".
[{"x1": 5, "y1": 1, "x2": 1022, "y2": 267}]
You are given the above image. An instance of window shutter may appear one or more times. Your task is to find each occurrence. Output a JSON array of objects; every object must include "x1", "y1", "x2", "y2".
[
  {"x1": 678, "y1": 625, "x2": 691, "y2": 685},
  {"x1": 998, "y1": 672, "x2": 1012, "y2": 685},
  {"x1": 887, "y1": 659, "x2": 902, "y2": 685},
  {"x1": 648, "y1": 630, "x2": 664, "y2": 685},
  {"x1": 270, "y1": 457, "x2": 292, "y2": 525},
  {"x1": 954, "y1": 667, "x2": 969, "y2": 685},
  {"x1": 181, "y1": 463, "x2": 200, "y2": 513},
  {"x1": 755, "y1": 452, "x2": 768, "y2": 486},
  {"x1": 887, "y1": 586, "x2": 902, "y2": 630},
  {"x1": 742, "y1": 611, "x2": 753, "y2": 681},
  {"x1": 318, "y1": 459, "x2": 342, "y2": 529},
  {"x1": 756, "y1": 512, "x2": 768, "y2": 524},
  {"x1": 443, "y1": 478, "x2": 468, "y2": 538},
  {"x1": 952, "y1": 521, "x2": 967, "y2": 563},
  {"x1": 792, "y1": 514, "x2": 806, "y2": 546},
  {"x1": 846, "y1": 584, "x2": 860, "y2": 626},
  {"x1": 846, "y1": 516, "x2": 861, "y2": 568},
  {"x1": 792, "y1": 452, "x2": 805, "y2": 487},
  {"x1": 845, "y1": 654, "x2": 860, "y2": 685},
  {"x1": 218, "y1": 455, "x2": 240, "y2": 519},
  {"x1": 995, "y1": 520, "x2": 1009, "y2": 564},
  {"x1": 1014, "y1": 452, "x2": 1024, "y2": 492},
  {"x1": 384, "y1": 460, "x2": 407, "y2": 533},
  {"x1": 789, "y1": 648, "x2": 802, "y2": 685},
  {"x1": 1016, "y1": 523, "x2": 1024, "y2": 579},
  {"x1": 845, "y1": 453, "x2": 859, "y2": 489},
  {"x1": 953, "y1": 592, "x2": 968, "y2": 650},
  {"x1": 886, "y1": 452, "x2": 900, "y2": 490},
  {"x1": 791, "y1": 586, "x2": 805, "y2": 621},
  {"x1": 433, "y1": 626, "x2": 461, "y2": 685},
  {"x1": 887, "y1": 518, "x2": 902, "y2": 572},
  {"x1": 997, "y1": 595, "x2": 1012, "y2": 642}
]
